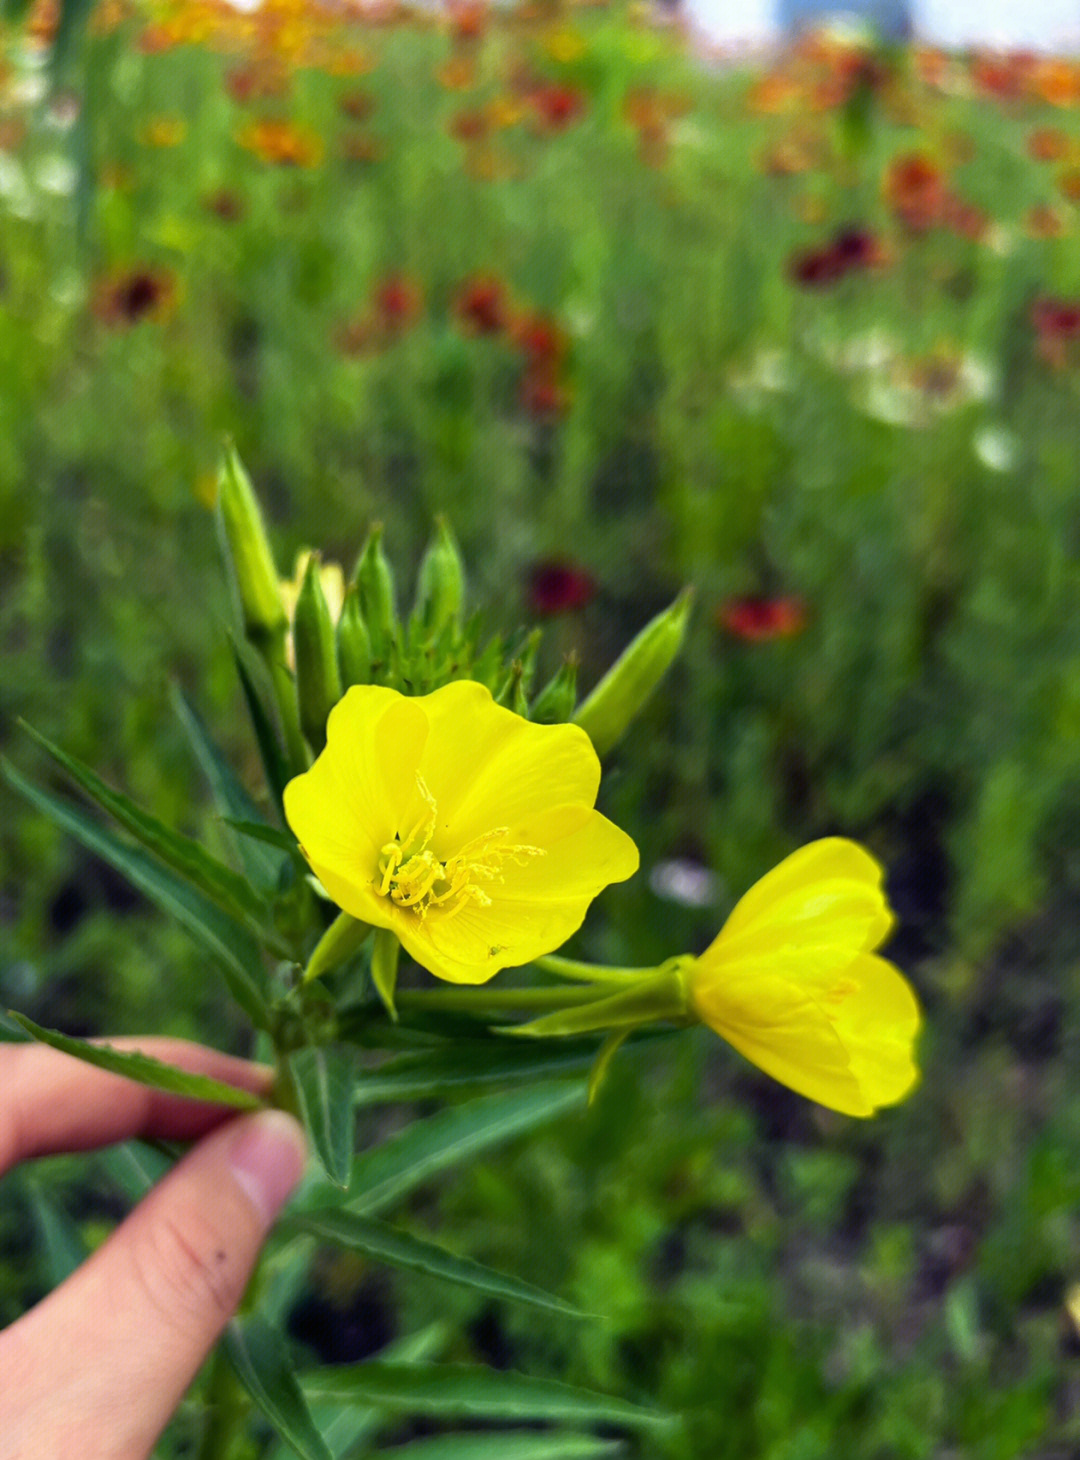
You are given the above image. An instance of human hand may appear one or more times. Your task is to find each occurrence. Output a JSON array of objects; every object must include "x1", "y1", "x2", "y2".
[{"x1": 0, "y1": 1038, "x2": 307, "y2": 1460}]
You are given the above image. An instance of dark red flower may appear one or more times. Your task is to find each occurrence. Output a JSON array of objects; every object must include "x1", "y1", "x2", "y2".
[
  {"x1": 717, "y1": 596, "x2": 806, "y2": 642},
  {"x1": 519, "y1": 368, "x2": 569, "y2": 419},
  {"x1": 453, "y1": 274, "x2": 507, "y2": 335},
  {"x1": 92, "y1": 266, "x2": 177, "y2": 326},
  {"x1": 789, "y1": 245, "x2": 847, "y2": 288},
  {"x1": 510, "y1": 311, "x2": 566, "y2": 365},
  {"x1": 528, "y1": 560, "x2": 597, "y2": 616},
  {"x1": 373, "y1": 273, "x2": 423, "y2": 333}
]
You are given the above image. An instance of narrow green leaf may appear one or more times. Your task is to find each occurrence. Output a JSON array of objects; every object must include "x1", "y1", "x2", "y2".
[
  {"x1": 287, "y1": 1046, "x2": 359, "y2": 1188},
  {"x1": 223, "y1": 819, "x2": 301, "y2": 856},
  {"x1": 371, "y1": 1434, "x2": 624, "y2": 1460},
  {"x1": 282, "y1": 1210, "x2": 590, "y2": 1319},
  {"x1": 299, "y1": 1363, "x2": 670, "y2": 1430},
  {"x1": 7, "y1": 1015, "x2": 264, "y2": 1109},
  {"x1": 224, "y1": 1315, "x2": 333, "y2": 1460},
  {"x1": 232, "y1": 641, "x2": 292, "y2": 813},
  {"x1": 98, "y1": 1141, "x2": 173, "y2": 1201},
  {"x1": 24, "y1": 1179, "x2": 87, "y2": 1285},
  {"x1": 266, "y1": 1325, "x2": 449, "y2": 1460},
  {"x1": 349, "y1": 1039, "x2": 622, "y2": 1104},
  {"x1": 19, "y1": 721, "x2": 267, "y2": 928},
  {"x1": 1, "y1": 759, "x2": 270, "y2": 1026},
  {"x1": 334, "y1": 1083, "x2": 582, "y2": 1217},
  {"x1": 171, "y1": 684, "x2": 285, "y2": 891}
]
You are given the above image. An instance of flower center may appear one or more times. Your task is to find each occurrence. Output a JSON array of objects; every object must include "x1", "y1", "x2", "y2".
[{"x1": 376, "y1": 777, "x2": 544, "y2": 919}]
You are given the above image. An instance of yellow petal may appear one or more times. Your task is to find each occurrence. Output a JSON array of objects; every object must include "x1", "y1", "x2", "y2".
[
  {"x1": 415, "y1": 681, "x2": 602, "y2": 847},
  {"x1": 690, "y1": 949, "x2": 920, "y2": 1116},
  {"x1": 709, "y1": 838, "x2": 894, "y2": 961},
  {"x1": 283, "y1": 687, "x2": 429, "y2": 912}
]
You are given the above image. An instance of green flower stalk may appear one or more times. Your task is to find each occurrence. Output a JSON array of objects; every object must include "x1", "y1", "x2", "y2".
[
  {"x1": 574, "y1": 587, "x2": 693, "y2": 757},
  {"x1": 414, "y1": 516, "x2": 466, "y2": 631},
  {"x1": 293, "y1": 554, "x2": 342, "y2": 753}
]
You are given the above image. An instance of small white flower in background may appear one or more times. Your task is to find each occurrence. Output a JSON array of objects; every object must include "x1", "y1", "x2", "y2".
[
  {"x1": 973, "y1": 424, "x2": 1019, "y2": 473},
  {"x1": 0, "y1": 155, "x2": 34, "y2": 218},
  {"x1": 729, "y1": 347, "x2": 792, "y2": 409},
  {"x1": 981, "y1": 223, "x2": 1017, "y2": 258},
  {"x1": 50, "y1": 267, "x2": 86, "y2": 309},
  {"x1": 36, "y1": 155, "x2": 78, "y2": 197},
  {"x1": 9, "y1": 71, "x2": 48, "y2": 106},
  {"x1": 649, "y1": 858, "x2": 721, "y2": 909}
]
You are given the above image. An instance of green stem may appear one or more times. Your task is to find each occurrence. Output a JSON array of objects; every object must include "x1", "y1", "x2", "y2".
[
  {"x1": 395, "y1": 984, "x2": 610, "y2": 1014},
  {"x1": 533, "y1": 954, "x2": 656, "y2": 984},
  {"x1": 197, "y1": 1340, "x2": 249, "y2": 1460}
]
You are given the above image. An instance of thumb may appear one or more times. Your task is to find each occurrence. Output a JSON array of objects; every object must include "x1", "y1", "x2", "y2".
[{"x1": 3, "y1": 1109, "x2": 307, "y2": 1460}]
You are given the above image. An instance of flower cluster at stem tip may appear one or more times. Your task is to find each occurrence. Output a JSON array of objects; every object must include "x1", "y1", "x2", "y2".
[{"x1": 282, "y1": 681, "x2": 921, "y2": 1116}]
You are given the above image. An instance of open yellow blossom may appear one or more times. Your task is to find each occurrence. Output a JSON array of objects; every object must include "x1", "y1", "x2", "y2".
[
  {"x1": 686, "y1": 839, "x2": 920, "y2": 1116},
  {"x1": 283, "y1": 681, "x2": 639, "y2": 984}
]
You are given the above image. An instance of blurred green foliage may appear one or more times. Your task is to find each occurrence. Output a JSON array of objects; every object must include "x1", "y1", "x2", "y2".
[{"x1": 5, "y1": 1, "x2": 1080, "y2": 1453}]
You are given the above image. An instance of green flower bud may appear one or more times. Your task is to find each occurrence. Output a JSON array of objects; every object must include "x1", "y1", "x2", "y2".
[
  {"x1": 337, "y1": 589, "x2": 372, "y2": 688},
  {"x1": 216, "y1": 444, "x2": 286, "y2": 648},
  {"x1": 495, "y1": 660, "x2": 530, "y2": 718},
  {"x1": 531, "y1": 654, "x2": 579, "y2": 724},
  {"x1": 574, "y1": 587, "x2": 693, "y2": 758},
  {"x1": 414, "y1": 516, "x2": 466, "y2": 631},
  {"x1": 354, "y1": 525, "x2": 397, "y2": 659},
  {"x1": 294, "y1": 553, "x2": 342, "y2": 753}
]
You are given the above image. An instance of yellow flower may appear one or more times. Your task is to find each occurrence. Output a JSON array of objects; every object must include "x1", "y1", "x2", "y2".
[
  {"x1": 283, "y1": 681, "x2": 639, "y2": 984},
  {"x1": 686, "y1": 840, "x2": 920, "y2": 1116}
]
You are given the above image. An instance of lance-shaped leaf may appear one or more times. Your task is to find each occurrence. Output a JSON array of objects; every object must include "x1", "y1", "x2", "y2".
[
  {"x1": 224, "y1": 1315, "x2": 332, "y2": 1460},
  {"x1": 172, "y1": 684, "x2": 285, "y2": 891},
  {"x1": 369, "y1": 1434, "x2": 624, "y2": 1460},
  {"x1": 299, "y1": 1363, "x2": 671, "y2": 1430},
  {"x1": 6, "y1": 1016, "x2": 264, "y2": 1109},
  {"x1": 349, "y1": 1033, "x2": 672, "y2": 1104},
  {"x1": 281, "y1": 1210, "x2": 590, "y2": 1320},
  {"x1": 1, "y1": 759, "x2": 270, "y2": 1027},
  {"x1": 266, "y1": 1324, "x2": 448, "y2": 1460},
  {"x1": 232, "y1": 641, "x2": 292, "y2": 814},
  {"x1": 319, "y1": 1083, "x2": 583, "y2": 1218},
  {"x1": 18, "y1": 721, "x2": 270, "y2": 933},
  {"x1": 286, "y1": 1046, "x2": 360, "y2": 1188}
]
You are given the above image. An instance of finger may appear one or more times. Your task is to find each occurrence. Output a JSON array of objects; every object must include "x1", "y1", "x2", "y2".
[
  {"x1": 0, "y1": 1038, "x2": 274, "y2": 1177},
  {"x1": 2, "y1": 1108, "x2": 307, "y2": 1460}
]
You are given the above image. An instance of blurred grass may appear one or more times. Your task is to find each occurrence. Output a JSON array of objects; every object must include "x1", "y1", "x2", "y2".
[{"x1": 5, "y1": 1, "x2": 1080, "y2": 1453}]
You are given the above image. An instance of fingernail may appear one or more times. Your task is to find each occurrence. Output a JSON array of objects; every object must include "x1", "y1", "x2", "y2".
[{"x1": 230, "y1": 1110, "x2": 308, "y2": 1226}]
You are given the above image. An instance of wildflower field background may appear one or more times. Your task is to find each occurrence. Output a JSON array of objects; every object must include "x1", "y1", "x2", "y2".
[{"x1": 5, "y1": 0, "x2": 1080, "y2": 1453}]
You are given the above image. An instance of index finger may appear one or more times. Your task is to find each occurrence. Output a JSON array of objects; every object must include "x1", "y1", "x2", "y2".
[{"x1": 0, "y1": 1037, "x2": 274, "y2": 1178}]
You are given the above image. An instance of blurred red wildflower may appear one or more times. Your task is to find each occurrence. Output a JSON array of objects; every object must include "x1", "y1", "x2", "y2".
[
  {"x1": 883, "y1": 151, "x2": 946, "y2": 232},
  {"x1": 92, "y1": 266, "x2": 177, "y2": 327},
  {"x1": 530, "y1": 82, "x2": 586, "y2": 133},
  {"x1": 528, "y1": 560, "x2": 596, "y2": 616},
  {"x1": 1028, "y1": 127, "x2": 1071, "y2": 162},
  {"x1": 789, "y1": 226, "x2": 886, "y2": 287},
  {"x1": 1032, "y1": 297, "x2": 1080, "y2": 367},
  {"x1": 453, "y1": 274, "x2": 508, "y2": 335},
  {"x1": 519, "y1": 368, "x2": 570, "y2": 419},
  {"x1": 717, "y1": 596, "x2": 806, "y2": 642}
]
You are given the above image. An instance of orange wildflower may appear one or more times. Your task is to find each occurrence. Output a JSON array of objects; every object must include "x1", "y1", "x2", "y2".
[
  {"x1": 1028, "y1": 127, "x2": 1071, "y2": 162},
  {"x1": 140, "y1": 117, "x2": 186, "y2": 148},
  {"x1": 1025, "y1": 203, "x2": 1066, "y2": 238},
  {"x1": 883, "y1": 151, "x2": 945, "y2": 232},
  {"x1": 436, "y1": 56, "x2": 476, "y2": 91},
  {"x1": 235, "y1": 119, "x2": 323, "y2": 167}
]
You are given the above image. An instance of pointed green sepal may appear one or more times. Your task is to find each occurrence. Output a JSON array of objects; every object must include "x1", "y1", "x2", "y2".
[
  {"x1": 531, "y1": 654, "x2": 579, "y2": 723},
  {"x1": 574, "y1": 587, "x2": 693, "y2": 757},
  {"x1": 302, "y1": 912, "x2": 373, "y2": 985},
  {"x1": 502, "y1": 965, "x2": 687, "y2": 1039},
  {"x1": 294, "y1": 554, "x2": 342, "y2": 754},
  {"x1": 588, "y1": 1026, "x2": 636, "y2": 1106},
  {"x1": 370, "y1": 927, "x2": 401, "y2": 1021}
]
